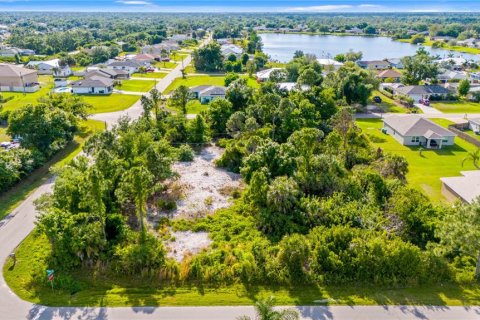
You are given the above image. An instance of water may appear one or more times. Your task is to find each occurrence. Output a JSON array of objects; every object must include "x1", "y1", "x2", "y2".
[{"x1": 260, "y1": 33, "x2": 479, "y2": 62}]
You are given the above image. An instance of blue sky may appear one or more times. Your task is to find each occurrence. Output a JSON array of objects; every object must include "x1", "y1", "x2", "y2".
[{"x1": 0, "y1": 0, "x2": 479, "y2": 12}]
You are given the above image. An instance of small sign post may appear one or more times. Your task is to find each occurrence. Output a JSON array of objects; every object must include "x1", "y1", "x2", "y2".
[{"x1": 46, "y1": 269, "x2": 54, "y2": 290}]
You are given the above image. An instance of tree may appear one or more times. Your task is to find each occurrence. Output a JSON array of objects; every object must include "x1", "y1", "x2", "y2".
[
  {"x1": 401, "y1": 48, "x2": 438, "y2": 85},
  {"x1": 170, "y1": 85, "x2": 192, "y2": 115},
  {"x1": 246, "y1": 60, "x2": 256, "y2": 77},
  {"x1": 192, "y1": 42, "x2": 223, "y2": 72},
  {"x1": 237, "y1": 296, "x2": 299, "y2": 320},
  {"x1": 344, "y1": 50, "x2": 363, "y2": 62},
  {"x1": 411, "y1": 34, "x2": 426, "y2": 44},
  {"x1": 462, "y1": 148, "x2": 480, "y2": 169},
  {"x1": 297, "y1": 68, "x2": 321, "y2": 86},
  {"x1": 207, "y1": 99, "x2": 233, "y2": 135},
  {"x1": 458, "y1": 79, "x2": 471, "y2": 97},
  {"x1": 188, "y1": 115, "x2": 209, "y2": 144},
  {"x1": 436, "y1": 199, "x2": 480, "y2": 278},
  {"x1": 224, "y1": 72, "x2": 240, "y2": 86},
  {"x1": 226, "y1": 79, "x2": 254, "y2": 111}
]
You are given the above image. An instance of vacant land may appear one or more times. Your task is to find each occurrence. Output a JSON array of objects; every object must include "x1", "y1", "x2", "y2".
[
  {"x1": 164, "y1": 75, "x2": 259, "y2": 94},
  {"x1": 0, "y1": 120, "x2": 104, "y2": 220},
  {"x1": 357, "y1": 118, "x2": 478, "y2": 201},
  {"x1": 116, "y1": 79, "x2": 155, "y2": 92},
  {"x1": 155, "y1": 61, "x2": 178, "y2": 69},
  {"x1": 5, "y1": 230, "x2": 480, "y2": 307},
  {"x1": 83, "y1": 94, "x2": 140, "y2": 113},
  {"x1": 132, "y1": 72, "x2": 167, "y2": 79},
  {"x1": 431, "y1": 101, "x2": 480, "y2": 114}
]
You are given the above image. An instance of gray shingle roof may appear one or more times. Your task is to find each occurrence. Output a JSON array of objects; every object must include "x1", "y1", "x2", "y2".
[
  {"x1": 190, "y1": 85, "x2": 226, "y2": 96},
  {"x1": 384, "y1": 115, "x2": 455, "y2": 137},
  {"x1": 395, "y1": 85, "x2": 450, "y2": 95},
  {"x1": 71, "y1": 76, "x2": 114, "y2": 88},
  {"x1": 0, "y1": 63, "x2": 37, "y2": 77}
]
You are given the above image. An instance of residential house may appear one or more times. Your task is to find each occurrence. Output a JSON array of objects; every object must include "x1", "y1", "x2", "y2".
[
  {"x1": 220, "y1": 44, "x2": 243, "y2": 59},
  {"x1": 26, "y1": 59, "x2": 72, "y2": 77},
  {"x1": 0, "y1": 46, "x2": 35, "y2": 57},
  {"x1": 256, "y1": 68, "x2": 283, "y2": 82},
  {"x1": 387, "y1": 58, "x2": 404, "y2": 69},
  {"x1": 456, "y1": 38, "x2": 480, "y2": 48},
  {"x1": 0, "y1": 63, "x2": 39, "y2": 92},
  {"x1": 383, "y1": 115, "x2": 455, "y2": 149},
  {"x1": 376, "y1": 69, "x2": 402, "y2": 82},
  {"x1": 431, "y1": 36, "x2": 455, "y2": 42},
  {"x1": 470, "y1": 72, "x2": 480, "y2": 83},
  {"x1": 316, "y1": 58, "x2": 343, "y2": 72},
  {"x1": 170, "y1": 34, "x2": 191, "y2": 42},
  {"x1": 437, "y1": 70, "x2": 468, "y2": 83},
  {"x1": 441, "y1": 171, "x2": 480, "y2": 203},
  {"x1": 345, "y1": 27, "x2": 363, "y2": 34},
  {"x1": 190, "y1": 85, "x2": 226, "y2": 104},
  {"x1": 393, "y1": 85, "x2": 450, "y2": 102},
  {"x1": 84, "y1": 68, "x2": 130, "y2": 80},
  {"x1": 277, "y1": 82, "x2": 310, "y2": 92},
  {"x1": 436, "y1": 57, "x2": 467, "y2": 71},
  {"x1": 357, "y1": 60, "x2": 390, "y2": 70},
  {"x1": 141, "y1": 41, "x2": 180, "y2": 55},
  {"x1": 133, "y1": 53, "x2": 161, "y2": 63},
  {"x1": 107, "y1": 60, "x2": 145, "y2": 75},
  {"x1": 71, "y1": 76, "x2": 114, "y2": 95},
  {"x1": 469, "y1": 118, "x2": 480, "y2": 133}
]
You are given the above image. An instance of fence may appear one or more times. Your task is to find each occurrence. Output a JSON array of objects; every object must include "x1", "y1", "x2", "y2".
[{"x1": 448, "y1": 123, "x2": 480, "y2": 148}]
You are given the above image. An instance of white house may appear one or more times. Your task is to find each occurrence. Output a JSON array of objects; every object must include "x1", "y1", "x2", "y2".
[
  {"x1": 107, "y1": 60, "x2": 144, "y2": 75},
  {"x1": 255, "y1": 68, "x2": 284, "y2": 82},
  {"x1": 84, "y1": 68, "x2": 130, "y2": 80},
  {"x1": 316, "y1": 58, "x2": 343, "y2": 72},
  {"x1": 141, "y1": 41, "x2": 180, "y2": 54},
  {"x1": 26, "y1": 59, "x2": 72, "y2": 77},
  {"x1": 393, "y1": 85, "x2": 450, "y2": 102},
  {"x1": 277, "y1": 82, "x2": 310, "y2": 92},
  {"x1": 71, "y1": 76, "x2": 114, "y2": 95},
  {"x1": 437, "y1": 70, "x2": 468, "y2": 83},
  {"x1": 220, "y1": 44, "x2": 243, "y2": 59},
  {"x1": 357, "y1": 60, "x2": 390, "y2": 70},
  {"x1": 469, "y1": 118, "x2": 480, "y2": 133},
  {"x1": 190, "y1": 85, "x2": 226, "y2": 104},
  {"x1": 441, "y1": 171, "x2": 480, "y2": 203},
  {"x1": 436, "y1": 57, "x2": 467, "y2": 70},
  {"x1": 383, "y1": 115, "x2": 456, "y2": 149},
  {"x1": 0, "y1": 63, "x2": 39, "y2": 92}
]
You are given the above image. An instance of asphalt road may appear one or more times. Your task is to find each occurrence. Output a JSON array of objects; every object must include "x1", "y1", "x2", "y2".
[{"x1": 2, "y1": 36, "x2": 480, "y2": 318}]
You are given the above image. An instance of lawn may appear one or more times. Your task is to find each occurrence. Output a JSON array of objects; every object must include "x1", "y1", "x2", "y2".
[
  {"x1": 1, "y1": 75, "x2": 53, "y2": 112},
  {"x1": 154, "y1": 61, "x2": 178, "y2": 69},
  {"x1": 83, "y1": 94, "x2": 140, "y2": 114},
  {"x1": 164, "y1": 75, "x2": 258, "y2": 94},
  {"x1": 369, "y1": 90, "x2": 407, "y2": 113},
  {"x1": 115, "y1": 79, "x2": 155, "y2": 92},
  {"x1": 464, "y1": 129, "x2": 480, "y2": 142},
  {"x1": 431, "y1": 101, "x2": 480, "y2": 114},
  {"x1": 397, "y1": 38, "x2": 480, "y2": 55},
  {"x1": 5, "y1": 230, "x2": 480, "y2": 307},
  {"x1": 132, "y1": 72, "x2": 167, "y2": 79},
  {"x1": 0, "y1": 125, "x2": 9, "y2": 142},
  {"x1": 0, "y1": 119, "x2": 104, "y2": 220},
  {"x1": 357, "y1": 118, "x2": 478, "y2": 201}
]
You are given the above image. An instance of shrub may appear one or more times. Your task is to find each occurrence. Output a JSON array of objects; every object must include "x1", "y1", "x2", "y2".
[{"x1": 177, "y1": 144, "x2": 194, "y2": 161}]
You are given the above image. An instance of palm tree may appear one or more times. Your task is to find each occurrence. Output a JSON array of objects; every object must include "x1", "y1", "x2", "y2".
[
  {"x1": 237, "y1": 296, "x2": 299, "y2": 320},
  {"x1": 462, "y1": 148, "x2": 480, "y2": 169}
]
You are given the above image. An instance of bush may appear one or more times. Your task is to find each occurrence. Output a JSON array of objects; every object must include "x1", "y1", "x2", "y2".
[{"x1": 177, "y1": 144, "x2": 194, "y2": 161}]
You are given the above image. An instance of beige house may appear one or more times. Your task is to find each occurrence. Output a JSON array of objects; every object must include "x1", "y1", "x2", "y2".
[
  {"x1": 0, "y1": 63, "x2": 39, "y2": 92},
  {"x1": 441, "y1": 171, "x2": 480, "y2": 203}
]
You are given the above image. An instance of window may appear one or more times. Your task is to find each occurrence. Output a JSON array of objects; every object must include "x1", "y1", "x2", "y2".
[
  {"x1": 411, "y1": 136, "x2": 420, "y2": 143},
  {"x1": 442, "y1": 139, "x2": 448, "y2": 143}
]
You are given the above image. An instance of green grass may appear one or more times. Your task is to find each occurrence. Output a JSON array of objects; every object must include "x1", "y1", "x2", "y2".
[
  {"x1": 463, "y1": 129, "x2": 480, "y2": 142},
  {"x1": 357, "y1": 118, "x2": 478, "y2": 201},
  {"x1": 0, "y1": 120, "x2": 104, "y2": 220},
  {"x1": 370, "y1": 90, "x2": 407, "y2": 113},
  {"x1": 431, "y1": 101, "x2": 480, "y2": 114},
  {"x1": 132, "y1": 72, "x2": 167, "y2": 79},
  {"x1": 430, "y1": 118, "x2": 456, "y2": 128},
  {"x1": 1, "y1": 75, "x2": 53, "y2": 112},
  {"x1": 83, "y1": 94, "x2": 140, "y2": 114},
  {"x1": 115, "y1": 79, "x2": 155, "y2": 92},
  {"x1": 164, "y1": 75, "x2": 258, "y2": 94},
  {"x1": 5, "y1": 230, "x2": 480, "y2": 307},
  {"x1": 154, "y1": 61, "x2": 178, "y2": 69},
  {"x1": 0, "y1": 125, "x2": 9, "y2": 142},
  {"x1": 398, "y1": 37, "x2": 480, "y2": 55}
]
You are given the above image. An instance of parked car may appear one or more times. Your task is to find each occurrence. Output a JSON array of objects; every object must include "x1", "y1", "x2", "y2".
[
  {"x1": 373, "y1": 96, "x2": 382, "y2": 103},
  {"x1": 419, "y1": 98, "x2": 430, "y2": 106}
]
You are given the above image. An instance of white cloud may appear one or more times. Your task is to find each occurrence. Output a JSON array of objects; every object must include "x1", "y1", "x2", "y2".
[
  {"x1": 290, "y1": 5, "x2": 353, "y2": 12},
  {"x1": 358, "y1": 4, "x2": 384, "y2": 9},
  {"x1": 115, "y1": 0, "x2": 152, "y2": 5}
]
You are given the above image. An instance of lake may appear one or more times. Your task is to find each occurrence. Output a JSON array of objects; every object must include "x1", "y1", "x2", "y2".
[{"x1": 260, "y1": 33, "x2": 479, "y2": 62}]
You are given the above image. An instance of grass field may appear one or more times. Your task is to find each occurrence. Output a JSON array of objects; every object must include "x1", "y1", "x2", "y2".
[
  {"x1": 0, "y1": 120, "x2": 104, "y2": 220},
  {"x1": 83, "y1": 94, "x2": 140, "y2": 114},
  {"x1": 164, "y1": 75, "x2": 259, "y2": 94},
  {"x1": 464, "y1": 129, "x2": 480, "y2": 142},
  {"x1": 5, "y1": 230, "x2": 480, "y2": 307},
  {"x1": 1, "y1": 75, "x2": 53, "y2": 112},
  {"x1": 370, "y1": 90, "x2": 407, "y2": 113},
  {"x1": 132, "y1": 72, "x2": 167, "y2": 79},
  {"x1": 155, "y1": 61, "x2": 178, "y2": 69},
  {"x1": 431, "y1": 101, "x2": 480, "y2": 114},
  {"x1": 0, "y1": 126, "x2": 8, "y2": 142},
  {"x1": 115, "y1": 79, "x2": 155, "y2": 92},
  {"x1": 357, "y1": 118, "x2": 478, "y2": 201}
]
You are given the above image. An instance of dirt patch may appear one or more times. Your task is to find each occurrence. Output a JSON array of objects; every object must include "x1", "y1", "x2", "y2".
[
  {"x1": 167, "y1": 230, "x2": 212, "y2": 262},
  {"x1": 167, "y1": 145, "x2": 242, "y2": 218}
]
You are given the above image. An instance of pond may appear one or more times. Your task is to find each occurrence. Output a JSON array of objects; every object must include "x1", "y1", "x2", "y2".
[{"x1": 260, "y1": 33, "x2": 479, "y2": 62}]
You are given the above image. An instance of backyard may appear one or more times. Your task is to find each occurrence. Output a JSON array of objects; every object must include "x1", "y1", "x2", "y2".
[
  {"x1": 1, "y1": 75, "x2": 53, "y2": 112},
  {"x1": 431, "y1": 101, "x2": 480, "y2": 114},
  {"x1": 164, "y1": 75, "x2": 259, "y2": 94},
  {"x1": 356, "y1": 118, "x2": 478, "y2": 201},
  {"x1": 132, "y1": 72, "x2": 167, "y2": 79},
  {"x1": 154, "y1": 61, "x2": 178, "y2": 69},
  {"x1": 83, "y1": 94, "x2": 140, "y2": 113},
  {"x1": 115, "y1": 79, "x2": 155, "y2": 92}
]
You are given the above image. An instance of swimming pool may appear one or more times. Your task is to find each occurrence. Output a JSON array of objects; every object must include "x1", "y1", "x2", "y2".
[{"x1": 53, "y1": 87, "x2": 72, "y2": 93}]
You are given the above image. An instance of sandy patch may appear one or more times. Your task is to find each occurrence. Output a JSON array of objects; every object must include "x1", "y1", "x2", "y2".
[{"x1": 167, "y1": 230, "x2": 212, "y2": 262}]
